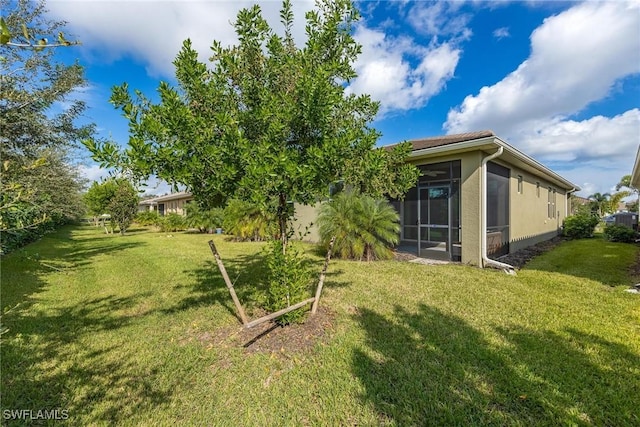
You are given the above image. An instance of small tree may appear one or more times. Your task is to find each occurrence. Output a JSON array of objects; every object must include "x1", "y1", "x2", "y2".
[
  {"x1": 84, "y1": 0, "x2": 419, "y2": 322},
  {"x1": 84, "y1": 180, "x2": 118, "y2": 224},
  {"x1": 107, "y1": 181, "x2": 139, "y2": 235},
  {"x1": 85, "y1": 0, "x2": 418, "y2": 252}
]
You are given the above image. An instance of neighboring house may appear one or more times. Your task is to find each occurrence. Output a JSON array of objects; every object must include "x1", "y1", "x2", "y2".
[
  {"x1": 570, "y1": 195, "x2": 591, "y2": 214},
  {"x1": 138, "y1": 191, "x2": 194, "y2": 216},
  {"x1": 297, "y1": 130, "x2": 579, "y2": 268}
]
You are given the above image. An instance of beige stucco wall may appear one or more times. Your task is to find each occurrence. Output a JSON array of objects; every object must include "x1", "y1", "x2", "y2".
[
  {"x1": 291, "y1": 149, "x2": 570, "y2": 266},
  {"x1": 161, "y1": 197, "x2": 193, "y2": 216},
  {"x1": 410, "y1": 151, "x2": 569, "y2": 265},
  {"x1": 409, "y1": 151, "x2": 483, "y2": 266},
  {"x1": 495, "y1": 159, "x2": 567, "y2": 253},
  {"x1": 291, "y1": 203, "x2": 321, "y2": 242}
]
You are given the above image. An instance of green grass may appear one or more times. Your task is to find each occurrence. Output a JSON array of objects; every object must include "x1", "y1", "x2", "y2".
[{"x1": 2, "y1": 226, "x2": 639, "y2": 426}]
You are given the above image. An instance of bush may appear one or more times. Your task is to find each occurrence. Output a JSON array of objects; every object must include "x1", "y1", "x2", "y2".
[
  {"x1": 159, "y1": 213, "x2": 185, "y2": 232},
  {"x1": 184, "y1": 204, "x2": 224, "y2": 233},
  {"x1": 603, "y1": 224, "x2": 636, "y2": 243},
  {"x1": 563, "y1": 212, "x2": 599, "y2": 239},
  {"x1": 264, "y1": 240, "x2": 312, "y2": 325},
  {"x1": 135, "y1": 210, "x2": 161, "y2": 226},
  {"x1": 223, "y1": 199, "x2": 274, "y2": 241},
  {"x1": 317, "y1": 189, "x2": 400, "y2": 261}
]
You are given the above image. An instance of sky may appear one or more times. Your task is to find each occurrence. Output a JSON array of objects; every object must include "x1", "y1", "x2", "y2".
[{"x1": 40, "y1": 0, "x2": 640, "y2": 196}]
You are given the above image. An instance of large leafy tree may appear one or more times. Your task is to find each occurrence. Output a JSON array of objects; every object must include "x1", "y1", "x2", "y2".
[
  {"x1": 87, "y1": 0, "x2": 418, "y2": 252},
  {"x1": 0, "y1": 0, "x2": 92, "y2": 252}
]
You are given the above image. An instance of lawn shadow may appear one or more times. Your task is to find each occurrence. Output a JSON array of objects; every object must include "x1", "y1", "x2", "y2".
[
  {"x1": 1, "y1": 293, "x2": 170, "y2": 424},
  {"x1": 2, "y1": 225, "x2": 146, "y2": 312},
  {"x1": 352, "y1": 304, "x2": 638, "y2": 425}
]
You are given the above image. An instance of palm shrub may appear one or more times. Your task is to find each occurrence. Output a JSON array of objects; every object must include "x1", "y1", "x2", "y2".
[
  {"x1": 159, "y1": 213, "x2": 185, "y2": 232},
  {"x1": 223, "y1": 199, "x2": 274, "y2": 241},
  {"x1": 185, "y1": 203, "x2": 223, "y2": 233},
  {"x1": 317, "y1": 189, "x2": 400, "y2": 261},
  {"x1": 135, "y1": 210, "x2": 161, "y2": 226}
]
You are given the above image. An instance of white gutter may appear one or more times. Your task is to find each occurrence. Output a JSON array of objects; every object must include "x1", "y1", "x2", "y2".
[{"x1": 481, "y1": 146, "x2": 517, "y2": 275}]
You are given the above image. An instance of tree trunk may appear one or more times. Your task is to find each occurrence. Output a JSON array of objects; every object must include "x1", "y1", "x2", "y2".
[{"x1": 278, "y1": 193, "x2": 288, "y2": 254}]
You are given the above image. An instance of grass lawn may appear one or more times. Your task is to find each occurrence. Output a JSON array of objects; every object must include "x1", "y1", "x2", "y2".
[{"x1": 2, "y1": 225, "x2": 639, "y2": 426}]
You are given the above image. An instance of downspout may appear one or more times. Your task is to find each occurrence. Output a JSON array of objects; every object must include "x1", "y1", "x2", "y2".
[
  {"x1": 566, "y1": 188, "x2": 576, "y2": 217},
  {"x1": 481, "y1": 146, "x2": 516, "y2": 274}
]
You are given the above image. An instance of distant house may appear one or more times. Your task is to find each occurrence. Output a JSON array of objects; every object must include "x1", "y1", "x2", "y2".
[
  {"x1": 571, "y1": 195, "x2": 591, "y2": 214},
  {"x1": 137, "y1": 191, "x2": 193, "y2": 216}
]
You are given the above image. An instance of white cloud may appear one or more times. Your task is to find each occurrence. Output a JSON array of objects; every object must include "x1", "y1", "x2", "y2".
[
  {"x1": 445, "y1": 1, "x2": 640, "y2": 136},
  {"x1": 492, "y1": 27, "x2": 509, "y2": 39},
  {"x1": 47, "y1": 0, "x2": 314, "y2": 78},
  {"x1": 405, "y1": 1, "x2": 472, "y2": 40},
  {"x1": 78, "y1": 163, "x2": 109, "y2": 184},
  {"x1": 519, "y1": 109, "x2": 640, "y2": 163},
  {"x1": 443, "y1": 1, "x2": 640, "y2": 195},
  {"x1": 347, "y1": 25, "x2": 460, "y2": 114}
]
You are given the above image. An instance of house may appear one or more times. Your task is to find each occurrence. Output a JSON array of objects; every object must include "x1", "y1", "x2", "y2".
[
  {"x1": 390, "y1": 131, "x2": 577, "y2": 267},
  {"x1": 296, "y1": 130, "x2": 579, "y2": 269},
  {"x1": 145, "y1": 131, "x2": 578, "y2": 269},
  {"x1": 137, "y1": 191, "x2": 193, "y2": 216}
]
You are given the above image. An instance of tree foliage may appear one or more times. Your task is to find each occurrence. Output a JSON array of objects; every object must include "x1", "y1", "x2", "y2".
[
  {"x1": 86, "y1": 0, "x2": 418, "y2": 250},
  {"x1": 107, "y1": 180, "x2": 139, "y2": 235},
  {"x1": 0, "y1": 0, "x2": 91, "y2": 253},
  {"x1": 84, "y1": 180, "x2": 119, "y2": 217}
]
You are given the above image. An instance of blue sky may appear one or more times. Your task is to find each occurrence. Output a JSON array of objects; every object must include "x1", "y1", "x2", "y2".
[{"x1": 42, "y1": 0, "x2": 640, "y2": 196}]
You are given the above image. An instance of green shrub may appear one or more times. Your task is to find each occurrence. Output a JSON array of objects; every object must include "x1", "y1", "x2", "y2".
[
  {"x1": 264, "y1": 240, "x2": 312, "y2": 325},
  {"x1": 563, "y1": 212, "x2": 599, "y2": 239},
  {"x1": 223, "y1": 199, "x2": 274, "y2": 241},
  {"x1": 135, "y1": 210, "x2": 161, "y2": 226},
  {"x1": 317, "y1": 189, "x2": 400, "y2": 261},
  {"x1": 184, "y1": 203, "x2": 223, "y2": 233},
  {"x1": 159, "y1": 213, "x2": 185, "y2": 232},
  {"x1": 603, "y1": 224, "x2": 636, "y2": 243}
]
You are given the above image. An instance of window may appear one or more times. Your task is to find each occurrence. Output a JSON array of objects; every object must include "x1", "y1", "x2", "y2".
[
  {"x1": 536, "y1": 182, "x2": 540, "y2": 197},
  {"x1": 517, "y1": 175, "x2": 523, "y2": 194},
  {"x1": 487, "y1": 162, "x2": 510, "y2": 257},
  {"x1": 547, "y1": 187, "x2": 556, "y2": 218}
]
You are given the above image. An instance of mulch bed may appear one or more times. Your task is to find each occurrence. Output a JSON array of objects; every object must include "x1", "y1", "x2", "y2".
[
  {"x1": 496, "y1": 236, "x2": 567, "y2": 269},
  {"x1": 186, "y1": 306, "x2": 336, "y2": 356}
]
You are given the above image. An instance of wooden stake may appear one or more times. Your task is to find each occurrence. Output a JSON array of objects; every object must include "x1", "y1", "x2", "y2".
[
  {"x1": 311, "y1": 236, "x2": 335, "y2": 314},
  {"x1": 208, "y1": 240, "x2": 249, "y2": 326},
  {"x1": 245, "y1": 297, "x2": 316, "y2": 329}
]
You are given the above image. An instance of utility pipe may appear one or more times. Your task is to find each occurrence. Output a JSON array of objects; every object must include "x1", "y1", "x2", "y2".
[{"x1": 480, "y1": 146, "x2": 516, "y2": 274}]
